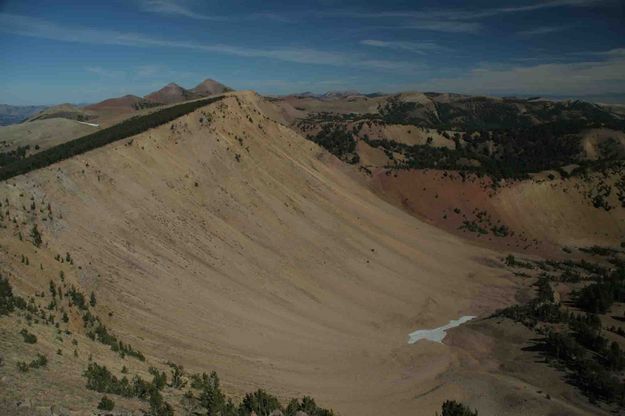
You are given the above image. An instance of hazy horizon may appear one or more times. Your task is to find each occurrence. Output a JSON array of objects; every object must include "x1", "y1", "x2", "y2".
[{"x1": 3, "y1": 89, "x2": 625, "y2": 108}]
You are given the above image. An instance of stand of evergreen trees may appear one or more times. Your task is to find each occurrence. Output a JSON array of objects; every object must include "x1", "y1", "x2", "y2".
[
  {"x1": 438, "y1": 400, "x2": 478, "y2": 416},
  {"x1": 300, "y1": 95, "x2": 625, "y2": 182},
  {"x1": 308, "y1": 124, "x2": 359, "y2": 164},
  {"x1": 84, "y1": 363, "x2": 335, "y2": 416},
  {"x1": 499, "y1": 254, "x2": 625, "y2": 406},
  {"x1": 0, "y1": 145, "x2": 31, "y2": 168},
  {"x1": 0, "y1": 275, "x2": 26, "y2": 315}
]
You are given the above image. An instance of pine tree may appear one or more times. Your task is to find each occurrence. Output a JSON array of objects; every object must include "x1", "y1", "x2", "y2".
[{"x1": 30, "y1": 224, "x2": 42, "y2": 247}]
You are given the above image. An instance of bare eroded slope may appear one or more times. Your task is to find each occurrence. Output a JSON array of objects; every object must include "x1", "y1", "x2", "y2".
[{"x1": 1, "y1": 92, "x2": 549, "y2": 415}]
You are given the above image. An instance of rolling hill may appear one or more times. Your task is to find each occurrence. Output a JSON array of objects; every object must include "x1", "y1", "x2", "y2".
[
  {"x1": 25, "y1": 103, "x2": 96, "y2": 123},
  {"x1": 0, "y1": 118, "x2": 98, "y2": 163},
  {"x1": 0, "y1": 104, "x2": 47, "y2": 126},
  {"x1": 84, "y1": 95, "x2": 158, "y2": 112}
]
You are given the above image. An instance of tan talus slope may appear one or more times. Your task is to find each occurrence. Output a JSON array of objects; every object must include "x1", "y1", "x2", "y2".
[{"x1": 2, "y1": 91, "x2": 525, "y2": 415}]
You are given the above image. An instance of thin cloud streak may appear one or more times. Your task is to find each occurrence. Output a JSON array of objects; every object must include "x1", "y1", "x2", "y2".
[
  {"x1": 320, "y1": 0, "x2": 602, "y2": 20},
  {"x1": 361, "y1": 39, "x2": 450, "y2": 54},
  {"x1": 391, "y1": 21, "x2": 481, "y2": 34},
  {"x1": 517, "y1": 25, "x2": 570, "y2": 36},
  {"x1": 136, "y1": 0, "x2": 296, "y2": 22},
  {"x1": 571, "y1": 48, "x2": 625, "y2": 57},
  {"x1": 137, "y1": 0, "x2": 227, "y2": 20},
  {"x1": 85, "y1": 66, "x2": 125, "y2": 78}
]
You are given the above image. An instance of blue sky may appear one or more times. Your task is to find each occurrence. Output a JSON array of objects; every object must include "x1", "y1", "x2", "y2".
[{"x1": 0, "y1": 0, "x2": 624, "y2": 105}]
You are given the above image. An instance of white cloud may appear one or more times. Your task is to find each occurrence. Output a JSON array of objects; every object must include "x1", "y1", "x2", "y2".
[
  {"x1": 317, "y1": 0, "x2": 603, "y2": 33},
  {"x1": 137, "y1": 0, "x2": 606, "y2": 33},
  {"x1": 85, "y1": 66, "x2": 125, "y2": 78},
  {"x1": 360, "y1": 39, "x2": 449, "y2": 54},
  {"x1": 577, "y1": 48, "x2": 625, "y2": 57},
  {"x1": 496, "y1": 0, "x2": 602, "y2": 14},
  {"x1": 325, "y1": 0, "x2": 602, "y2": 20},
  {"x1": 136, "y1": 0, "x2": 225, "y2": 20},
  {"x1": 517, "y1": 25, "x2": 570, "y2": 36},
  {"x1": 316, "y1": 11, "x2": 483, "y2": 33},
  {"x1": 0, "y1": 13, "x2": 420, "y2": 73},
  {"x1": 135, "y1": 65, "x2": 162, "y2": 78},
  {"x1": 396, "y1": 21, "x2": 481, "y2": 33},
  {"x1": 136, "y1": 0, "x2": 295, "y2": 22},
  {"x1": 401, "y1": 48, "x2": 625, "y2": 96}
]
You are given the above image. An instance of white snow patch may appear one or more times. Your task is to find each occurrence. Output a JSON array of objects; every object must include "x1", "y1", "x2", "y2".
[
  {"x1": 76, "y1": 121, "x2": 100, "y2": 127},
  {"x1": 408, "y1": 315, "x2": 476, "y2": 344}
]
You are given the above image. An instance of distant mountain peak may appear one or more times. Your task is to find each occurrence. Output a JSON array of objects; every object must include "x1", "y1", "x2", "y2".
[
  {"x1": 144, "y1": 82, "x2": 198, "y2": 104},
  {"x1": 156, "y1": 82, "x2": 187, "y2": 93},
  {"x1": 196, "y1": 78, "x2": 219, "y2": 86},
  {"x1": 191, "y1": 78, "x2": 231, "y2": 95}
]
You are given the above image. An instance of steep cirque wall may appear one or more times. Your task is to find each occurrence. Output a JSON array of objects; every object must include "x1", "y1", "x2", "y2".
[
  {"x1": 369, "y1": 168, "x2": 625, "y2": 254},
  {"x1": 0, "y1": 92, "x2": 515, "y2": 415},
  {"x1": 493, "y1": 176, "x2": 625, "y2": 247}
]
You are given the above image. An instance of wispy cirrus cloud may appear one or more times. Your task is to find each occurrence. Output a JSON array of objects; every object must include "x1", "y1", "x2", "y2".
[
  {"x1": 360, "y1": 39, "x2": 449, "y2": 54},
  {"x1": 135, "y1": 64, "x2": 163, "y2": 78},
  {"x1": 323, "y1": 0, "x2": 602, "y2": 20},
  {"x1": 317, "y1": 0, "x2": 603, "y2": 33},
  {"x1": 136, "y1": 0, "x2": 225, "y2": 20},
  {"x1": 85, "y1": 66, "x2": 125, "y2": 78},
  {"x1": 571, "y1": 48, "x2": 625, "y2": 57},
  {"x1": 136, "y1": 0, "x2": 605, "y2": 33},
  {"x1": 314, "y1": 10, "x2": 482, "y2": 33},
  {"x1": 0, "y1": 13, "x2": 420, "y2": 73},
  {"x1": 392, "y1": 21, "x2": 481, "y2": 34},
  {"x1": 517, "y1": 25, "x2": 571, "y2": 36},
  {"x1": 398, "y1": 47, "x2": 625, "y2": 96},
  {"x1": 136, "y1": 0, "x2": 296, "y2": 22},
  {"x1": 496, "y1": 0, "x2": 602, "y2": 13}
]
